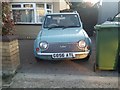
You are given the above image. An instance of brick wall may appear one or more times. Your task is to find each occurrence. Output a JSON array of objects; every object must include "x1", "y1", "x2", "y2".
[{"x1": 2, "y1": 39, "x2": 20, "y2": 75}]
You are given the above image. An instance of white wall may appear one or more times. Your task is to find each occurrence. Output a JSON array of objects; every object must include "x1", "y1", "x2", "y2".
[
  {"x1": 10, "y1": 0, "x2": 57, "y2": 2},
  {"x1": 59, "y1": 0, "x2": 70, "y2": 10}
]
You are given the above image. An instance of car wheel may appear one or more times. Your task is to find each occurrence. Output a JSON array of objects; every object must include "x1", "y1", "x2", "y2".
[
  {"x1": 35, "y1": 57, "x2": 40, "y2": 62},
  {"x1": 82, "y1": 55, "x2": 90, "y2": 61},
  {"x1": 93, "y1": 63, "x2": 96, "y2": 72},
  {"x1": 72, "y1": 55, "x2": 90, "y2": 62}
]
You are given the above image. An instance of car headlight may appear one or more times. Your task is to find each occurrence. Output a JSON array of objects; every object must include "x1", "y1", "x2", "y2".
[
  {"x1": 78, "y1": 40, "x2": 86, "y2": 48},
  {"x1": 39, "y1": 41, "x2": 48, "y2": 50}
]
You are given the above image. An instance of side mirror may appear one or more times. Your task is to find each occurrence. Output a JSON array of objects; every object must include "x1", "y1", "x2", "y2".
[
  {"x1": 81, "y1": 22, "x2": 83, "y2": 28},
  {"x1": 107, "y1": 17, "x2": 113, "y2": 21}
]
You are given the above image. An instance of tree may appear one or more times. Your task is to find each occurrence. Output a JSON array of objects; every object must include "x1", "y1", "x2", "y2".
[
  {"x1": 64, "y1": 0, "x2": 99, "y2": 36},
  {"x1": 72, "y1": 2, "x2": 95, "y2": 9}
]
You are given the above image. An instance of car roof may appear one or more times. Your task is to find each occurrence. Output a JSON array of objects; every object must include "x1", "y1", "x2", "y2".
[{"x1": 45, "y1": 12, "x2": 79, "y2": 16}]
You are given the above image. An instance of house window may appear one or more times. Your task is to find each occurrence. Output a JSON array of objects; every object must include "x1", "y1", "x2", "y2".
[
  {"x1": 12, "y1": 9, "x2": 34, "y2": 23},
  {"x1": 12, "y1": 4, "x2": 21, "y2": 8},
  {"x1": 23, "y1": 4, "x2": 33, "y2": 8},
  {"x1": 36, "y1": 4, "x2": 45, "y2": 23},
  {"x1": 47, "y1": 4, "x2": 52, "y2": 9},
  {"x1": 11, "y1": 3, "x2": 53, "y2": 24},
  {"x1": 46, "y1": 4, "x2": 53, "y2": 14}
]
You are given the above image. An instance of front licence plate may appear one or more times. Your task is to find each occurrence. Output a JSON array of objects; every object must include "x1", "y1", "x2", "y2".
[{"x1": 52, "y1": 53, "x2": 73, "y2": 59}]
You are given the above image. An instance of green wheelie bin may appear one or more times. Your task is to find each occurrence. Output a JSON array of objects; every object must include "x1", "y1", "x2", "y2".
[
  {"x1": 118, "y1": 25, "x2": 120, "y2": 73},
  {"x1": 94, "y1": 22, "x2": 119, "y2": 71}
]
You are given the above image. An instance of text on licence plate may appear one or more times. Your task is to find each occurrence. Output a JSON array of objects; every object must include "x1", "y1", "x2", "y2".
[{"x1": 52, "y1": 53, "x2": 73, "y2": 58}]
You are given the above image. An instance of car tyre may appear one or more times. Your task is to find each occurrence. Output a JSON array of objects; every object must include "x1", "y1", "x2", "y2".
[
  {"x1": 82, "y1": 55, "x2": 90, "y2": 61},
  {"x1": 35, "y1": 57, "x2": 40, "y2": 62},
  {"x1": 72, "y1": 55, "x2": 90, "y2": 63},
  {"x1": 93, "y1": 63, "x2": 96, "y2": 72}
]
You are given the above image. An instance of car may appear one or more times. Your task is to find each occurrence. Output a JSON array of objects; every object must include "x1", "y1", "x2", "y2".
[
  {"x1": 113, "y1": 13, "x2": 120, "y2": 22},
  {"x1": 34, "y1": 12, "x2": 92, "y2": 61},
  {"x1": 107, "y1": 13, "x2": 120, "y2": 22}
]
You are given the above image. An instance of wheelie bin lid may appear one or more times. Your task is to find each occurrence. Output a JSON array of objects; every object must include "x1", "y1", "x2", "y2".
[{"x1": 94, "y1": 21, "x2": 120, "y2": 30}]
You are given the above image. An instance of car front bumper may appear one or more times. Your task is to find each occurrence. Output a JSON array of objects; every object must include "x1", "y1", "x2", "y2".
[{"x1": 36, "y1": 50, "x2": 90, "y2": 60}]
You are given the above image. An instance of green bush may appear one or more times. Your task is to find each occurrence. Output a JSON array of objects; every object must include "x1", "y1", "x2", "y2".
[{"x1": 2, "y1": 2, "x2": 15, "y2": 35}]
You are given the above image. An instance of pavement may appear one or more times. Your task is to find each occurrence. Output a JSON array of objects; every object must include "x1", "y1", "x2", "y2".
[{"x1": 5, "y1": 36, "x2": 118, "y2": 88}]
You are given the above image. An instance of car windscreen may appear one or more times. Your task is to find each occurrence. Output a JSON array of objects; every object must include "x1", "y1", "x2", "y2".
[{"x1": 43, "y1": 14, "x2": 81, "y2": 28}]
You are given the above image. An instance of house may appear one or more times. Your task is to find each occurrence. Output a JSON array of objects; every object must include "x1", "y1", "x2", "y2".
[
  {"x1": 10, "y1": 0, "x2": 69, "y2": 39},
  {"x1": 98, "y1": 0, "x2": 120, "y2": 24}
]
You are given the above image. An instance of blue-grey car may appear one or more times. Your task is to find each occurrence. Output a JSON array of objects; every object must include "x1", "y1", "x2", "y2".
[{"x1": 34, "y1": 12, "x2": 92, "y2": 61}]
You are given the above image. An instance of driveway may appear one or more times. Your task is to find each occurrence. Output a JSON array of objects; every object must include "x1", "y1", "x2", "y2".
[{"x1": 9, "y1": 36, "x2": 118, "y2": 88}]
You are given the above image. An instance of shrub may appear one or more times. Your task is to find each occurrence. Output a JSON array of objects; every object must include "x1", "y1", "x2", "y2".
[{"x1": 2, "y1": 2, "x2": 15, "y2": 35}]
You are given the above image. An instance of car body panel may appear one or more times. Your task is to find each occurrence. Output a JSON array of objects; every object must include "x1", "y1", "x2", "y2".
[{"x1": 39, "y1": 28, "x2": 85, "y2": 43}]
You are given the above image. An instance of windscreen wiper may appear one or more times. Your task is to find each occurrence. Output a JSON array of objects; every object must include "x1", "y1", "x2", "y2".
[
  {"x1": 48, "y1": 26, "x2": 65, "y2": 30},
  {"x1": 62, "y1": 26, "x2": 80, "y2": 29},
  {"x1": 48, "y1": 26, "x2": 80, "y2": 30}
]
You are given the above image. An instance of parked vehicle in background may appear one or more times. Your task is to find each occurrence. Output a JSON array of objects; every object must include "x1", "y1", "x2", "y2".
[
  {"x1": 113, "y1": 13, "x2": 120, "y2": 22},
  {"x1": 34, "y1": 12, "x2": 92, "y2": 61}
]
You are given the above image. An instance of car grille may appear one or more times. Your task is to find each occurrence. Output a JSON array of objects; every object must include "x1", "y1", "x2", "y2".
[{"x1": 41, "y1": 42, "x2": 82, "y2": 53}]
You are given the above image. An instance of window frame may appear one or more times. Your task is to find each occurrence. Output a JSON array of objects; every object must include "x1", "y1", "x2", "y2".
[
  {"x1": 46, "y1": 3, "x2": 53, "y2": 14},
  {"x1": 11, "y1": 3, "x2": 53, "y2": 24}
]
